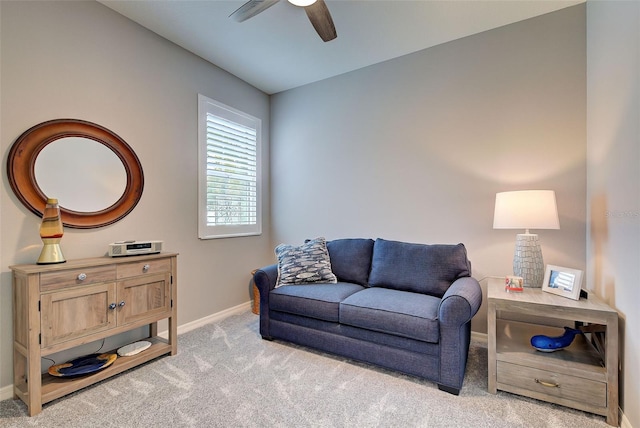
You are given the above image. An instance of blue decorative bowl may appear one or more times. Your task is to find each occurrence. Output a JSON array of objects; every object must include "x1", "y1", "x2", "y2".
[
  {"x1": 530, "y1": 327, "x2": 582, "y2": 352},
  {"x1": 48, "y1": 353, "x2": 117, "y2": 377}
]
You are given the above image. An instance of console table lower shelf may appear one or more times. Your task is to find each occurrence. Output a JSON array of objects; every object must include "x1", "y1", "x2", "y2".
[{"x1": 17, "y1": 337, "x2": 172, "y2": 406}]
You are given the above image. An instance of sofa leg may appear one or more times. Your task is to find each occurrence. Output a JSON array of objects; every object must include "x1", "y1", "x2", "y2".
[
  {"x1": 261, "y1": 335, "x2": 274, "y2": 341},
  {"x1": 437, "y1": 384, "x2": 460, "y2": 395}
]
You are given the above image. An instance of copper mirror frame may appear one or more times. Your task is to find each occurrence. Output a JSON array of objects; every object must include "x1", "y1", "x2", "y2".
[{"x1": 7, "y1": 119, "x2": 144, "y2": 229}]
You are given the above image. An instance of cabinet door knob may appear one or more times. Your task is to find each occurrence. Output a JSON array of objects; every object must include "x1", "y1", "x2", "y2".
[
  {"x1": 109, "y1": 303, "x2": 117, "y2": 310},
  {"x1": 143, "y1": 264, "x2": 150, "y2": 272},
  {"x1": 77, "y1": 273, "x2": 87, "y2": 281},
  {"x1": 119, "y1": 301, "x2": 126, "y2": 307}
]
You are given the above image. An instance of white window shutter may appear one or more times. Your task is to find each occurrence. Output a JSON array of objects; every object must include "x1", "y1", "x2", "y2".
[{"x1": 198, "y1": 95, "x2": 261, "y2": 239}]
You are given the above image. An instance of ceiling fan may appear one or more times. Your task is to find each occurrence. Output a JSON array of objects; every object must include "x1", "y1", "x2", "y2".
[{"x1": 229, "y1": 0, "x2": 337, "y2": 42}]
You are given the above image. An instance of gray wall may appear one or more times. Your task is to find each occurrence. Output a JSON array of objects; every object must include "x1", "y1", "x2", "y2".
[
  {"x1": 0, "y1": 1, "x2": 272, "y2": 392},
  {"x1": 587, "y1": 2, "x2": 639, "y2": 426},
  {"x1": 270, "y1": 6, "x2": 587, "y2": 334}
]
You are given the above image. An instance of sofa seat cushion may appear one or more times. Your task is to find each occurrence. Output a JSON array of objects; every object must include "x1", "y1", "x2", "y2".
[
  {"x1": 339, "y1": 288, "x2": 440, "y2": 343},
  {"x1": 270, "y1": 283, "x2": 365, "y2": 322}
]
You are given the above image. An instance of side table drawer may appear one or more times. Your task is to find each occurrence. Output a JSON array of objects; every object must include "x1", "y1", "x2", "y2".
[{"x1": 497, "y1": 361, "x2": 606, "y2": 407}]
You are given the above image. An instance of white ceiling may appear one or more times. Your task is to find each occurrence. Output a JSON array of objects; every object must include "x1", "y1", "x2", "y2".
[{"x1": 98, "y1": 0, "x2": 583, "y2": 94}]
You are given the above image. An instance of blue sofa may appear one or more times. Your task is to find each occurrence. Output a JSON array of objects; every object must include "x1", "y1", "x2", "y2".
[{"x1": 253, "y1": 238, "x2": 482, "y2": 394}]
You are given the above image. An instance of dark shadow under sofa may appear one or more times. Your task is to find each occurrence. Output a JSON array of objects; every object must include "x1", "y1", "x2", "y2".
[{"x1": 253, "y1": 237, "x2": 482, "y2": 394}]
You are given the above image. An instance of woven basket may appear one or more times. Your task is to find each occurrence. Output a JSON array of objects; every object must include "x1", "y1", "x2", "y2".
[{"x1": 251, "y1": 270, "x2": 259, "y2": 315}]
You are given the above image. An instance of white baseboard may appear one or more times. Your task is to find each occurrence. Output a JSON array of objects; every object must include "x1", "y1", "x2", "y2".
[
  {"x1": 0, "y1": 384, "x2": 13, "y2": 401},
  {"x1": 158, "y1": 300, "x2": 252, "y2": 339},
  {"x1": 620, "y1": 411, "x2": 632, "y2": 428},
  {"x1": 471, "y1": 331, "x2": 488, "y2": 344}
]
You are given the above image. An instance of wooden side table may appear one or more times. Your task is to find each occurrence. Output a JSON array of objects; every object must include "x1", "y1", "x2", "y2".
[{"x1": 487, "y1": 278, "x2": 619, "y2": 426}]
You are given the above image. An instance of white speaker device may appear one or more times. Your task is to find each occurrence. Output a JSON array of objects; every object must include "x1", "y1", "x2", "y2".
[{"x1": 108, "y1": 240, "x2": 163, "y2": 257}]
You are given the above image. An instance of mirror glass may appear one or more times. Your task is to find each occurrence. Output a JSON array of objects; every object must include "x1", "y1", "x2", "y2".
[{"x1": 35, "y1": 137, "x2": 127, "y2": 212}]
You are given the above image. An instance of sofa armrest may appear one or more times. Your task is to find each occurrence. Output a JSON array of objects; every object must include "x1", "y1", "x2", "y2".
[
  {"x1": 437, "y1": 276, "x2": 482, "y2": 392},
  {"x1": 253, "y1": 264, "x2": 278, "y2": 339},
  {"x1": 438, "y1": 276, "x2": 482, "y2": 325},
  {"x1": 254, "y1": 263, "x2": 278, "y2": 294}
]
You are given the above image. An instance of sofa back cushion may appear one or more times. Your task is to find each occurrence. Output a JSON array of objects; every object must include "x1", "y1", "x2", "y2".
[
  {"x1": 326, "y1": 238, "x2": 375, "y2": 286},
  {"x1": 368, "y1": 239, "x2": 471, "y2": 297}
]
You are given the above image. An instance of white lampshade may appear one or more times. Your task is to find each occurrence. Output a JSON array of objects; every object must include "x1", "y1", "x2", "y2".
[
  {"x1": 493, "y1": 190, "x2": 560, "y2": 288},
  {"x1": 493, "y1": 190, "x2": 560, "y2": 231}
]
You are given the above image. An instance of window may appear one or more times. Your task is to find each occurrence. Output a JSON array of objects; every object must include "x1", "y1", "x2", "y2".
[{"x1": 198, "y1": 94, "x2": 261, "y2": 239}]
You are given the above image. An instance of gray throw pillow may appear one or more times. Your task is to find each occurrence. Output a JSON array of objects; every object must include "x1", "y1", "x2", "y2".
[{"x1": 275, "y1": 237, "x2": 337, "y2": 287}]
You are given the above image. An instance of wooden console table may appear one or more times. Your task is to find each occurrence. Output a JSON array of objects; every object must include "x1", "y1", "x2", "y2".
[
  {"x1": 11, "y1": 253, "x2": 178, "y2": 416},
  {"x1": 487, "y1": 278, "x2": 618, "y2": 426}
]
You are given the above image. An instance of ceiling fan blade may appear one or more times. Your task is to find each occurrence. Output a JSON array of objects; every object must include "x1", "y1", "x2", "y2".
[
  {"x1": 229, "y1": 0, "x2": 280, "y2": 23},
  {"x1": 304, "y1": 0, "x2": 337, "y2": 42}
]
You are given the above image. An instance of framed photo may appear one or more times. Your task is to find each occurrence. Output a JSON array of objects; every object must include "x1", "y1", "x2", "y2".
[{"x1": 542, "y1": 265, "x2": 583, "y2": 300}]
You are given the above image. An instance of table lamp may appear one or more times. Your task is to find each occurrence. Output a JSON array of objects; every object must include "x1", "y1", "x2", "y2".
[
  {"x1": 37, "y1": 198, "x2": 66, "y2": 264},
  {"x1": 493, "y1": 190, "x2": 559, "y2": 287}
]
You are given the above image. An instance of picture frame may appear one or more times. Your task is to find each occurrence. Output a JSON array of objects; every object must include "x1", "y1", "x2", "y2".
[{"x1": 542, "y1": 264, "x2": 583, "y2": 300}]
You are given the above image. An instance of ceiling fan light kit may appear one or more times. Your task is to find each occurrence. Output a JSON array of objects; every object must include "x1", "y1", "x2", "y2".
[
  {"x1": 288, "y1": 0, "x2": 317, "y2": 6},
  {"x1": 230, "y1": 0, "x2": 336, "y2": 42}
]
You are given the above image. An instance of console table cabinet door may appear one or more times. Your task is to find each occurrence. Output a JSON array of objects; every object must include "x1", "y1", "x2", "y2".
[
  {"x1": 116, "y1": 272, "x2": 171, "y2": 326},
  {"x1": 41, "y1": 282, "x2": 117, "y2": 348}
]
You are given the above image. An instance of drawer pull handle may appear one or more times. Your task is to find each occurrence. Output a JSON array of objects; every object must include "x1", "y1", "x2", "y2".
[
  {"x1": 109, "y1": 303, "x2": 117, "y2": 310},
  {"x1": 535, "y1": 379, "x2": 559, "y2": 388},
  {"x1": 77, "y1": 273, "x2": 87, "y2": 281},
  {"x1": 143, "y1": 264, "x2": 150, "y2": 272},
  {"x1": 119, "y1": 301, "x2": 126, "y2": 307}
]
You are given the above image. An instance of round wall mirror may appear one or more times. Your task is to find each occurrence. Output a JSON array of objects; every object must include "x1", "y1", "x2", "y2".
[{"x1": 7, "y1": 119, "x2": 144, "y2": 229}]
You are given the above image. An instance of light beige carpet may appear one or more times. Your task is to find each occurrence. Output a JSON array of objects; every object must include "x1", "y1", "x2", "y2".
[{"x1": 0, "y1": 310, "x2": 609, "y2": 427}]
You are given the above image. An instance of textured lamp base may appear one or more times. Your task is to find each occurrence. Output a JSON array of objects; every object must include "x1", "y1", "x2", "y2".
[{"x1": 513, "y1": 233, "x2": 544, "y2": 288}]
